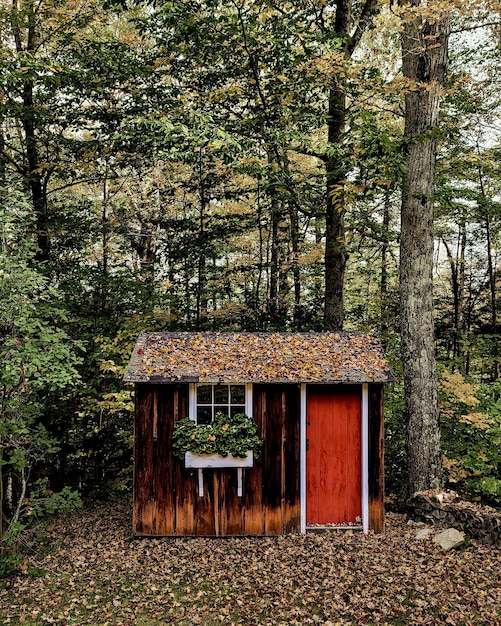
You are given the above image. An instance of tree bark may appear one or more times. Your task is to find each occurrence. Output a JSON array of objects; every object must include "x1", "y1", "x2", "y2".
[
  {"x1": 324, "y1": 82, "x2": 348, "y2": 329},
  {"x1": 478, "y1": 164, "x2": 499, "y2": 381},
  {"x1": 12, "y1": 0, "x2": 50, "y2": 260},
  {"x1": 380, "y1": 189, "x2": 392, "y2": 337},
  {"x1": 399, "y1": 0, "x2": 450, "y2": 494},
  {"x1": 323, "y1": 0, "x2": 379, "y2": 329},
  {"x1": 323, "y1": 1, "x2": 350, "y2": 330}
]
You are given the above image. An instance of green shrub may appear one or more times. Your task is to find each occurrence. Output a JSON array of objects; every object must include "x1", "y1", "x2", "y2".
[{"x1": 172, "y1": 412, "x2": 262, "y2": 460}]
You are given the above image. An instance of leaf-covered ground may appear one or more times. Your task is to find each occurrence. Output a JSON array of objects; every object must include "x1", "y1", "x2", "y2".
[{"x1": 1, "y1": 500, "x2": 499, "y2": 625}]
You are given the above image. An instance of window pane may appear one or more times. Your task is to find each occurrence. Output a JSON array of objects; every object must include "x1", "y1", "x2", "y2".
[
  {"x1": 197, "y1": 406, "x2": 212, "y2": 424},
  {"x1": 197, "y1": 385, "x2": 212, "y2": 404},
  {"x1": 214, "y1": 386, "x2": 228, "y2": 404},
  {"x1": 230, "y1": 385, "x2": 245, "y2": 404},
  {"x1": 230, "y1": 406, "x2": 246, "y2": 418},
  {"x1": 214, "y1": 406, "x2": 228, "y2": 418}
]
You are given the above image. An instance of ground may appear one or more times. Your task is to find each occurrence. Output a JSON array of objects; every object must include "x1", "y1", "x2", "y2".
[{"x1": 0, "y1": 500, "x2": 499, "y2": 625}]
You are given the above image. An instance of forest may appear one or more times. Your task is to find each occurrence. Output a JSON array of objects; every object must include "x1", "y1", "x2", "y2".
[{"x1": 0, "y1": 0, "x2": 500, "y2": 557}]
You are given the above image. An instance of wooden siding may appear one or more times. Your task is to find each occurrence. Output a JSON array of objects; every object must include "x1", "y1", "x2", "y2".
[
  {"x1": 368, "y1": 384, "x2": 385, "y2": 533},
  {"x1": 134, "y1": 383, "x2": 300, "y2": 536}
]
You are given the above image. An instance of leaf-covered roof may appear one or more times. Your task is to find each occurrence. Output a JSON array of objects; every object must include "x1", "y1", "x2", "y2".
[{"x1": 124, "y1": 332, "x2": 392, "y2": 384}]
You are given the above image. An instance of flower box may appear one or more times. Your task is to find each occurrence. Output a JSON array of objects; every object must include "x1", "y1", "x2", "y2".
[
  {"x1": 184, "y1": 451, "x2": 254, "y2": 469},
  {"x1": 185, "y1": 451, "x2": 254, "y2": 497}
]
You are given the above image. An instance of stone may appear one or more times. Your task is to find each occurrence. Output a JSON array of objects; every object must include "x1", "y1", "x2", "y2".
[
  {"x1": 416, "y1": 528, "x2": 432, "y2": 540},
  {"x1": 407, "y1": 490, "x2": 501, "y2": 546},
  {"x1": 433, "y1": 490, "x2": 458, "y2": 504},
  {"x1": 433, "y1": 528, "x2": 465, "y2": 551},
  {"x1": 407, "y1": 520, "x2": 425, "y2": 528}
]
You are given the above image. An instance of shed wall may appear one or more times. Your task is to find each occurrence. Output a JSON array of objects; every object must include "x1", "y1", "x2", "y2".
[
  {"x1": 133, "y1": 382, "x2": 384, "y2": 536},
  {"x1": 134, "y1": 383, "x2": 300, "y2": 536}
]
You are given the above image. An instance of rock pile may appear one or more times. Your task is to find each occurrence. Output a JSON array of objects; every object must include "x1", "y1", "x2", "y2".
[{"x1": 407, "y1": 490, "x2": 501, "y2": 547}]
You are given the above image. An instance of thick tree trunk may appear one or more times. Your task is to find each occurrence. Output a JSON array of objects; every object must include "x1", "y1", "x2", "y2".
[
  {"x1": 380, "y1": 190, "x2": 392, "y2": 337},
  {"x1": 399, "y1": 0, "x2": 450, "y2": 494},
  {"x1": 324, "y1": 83, "x2": 348, "y2": 330},
  {"x1": 12, "y1": 1, "x2": 50, "y2": 260},
  {"x1": 323, "y1": 0, "x2": 350, "y2": 330},
  {"x1": 479, "y1": 166, "x2": 499, "y2": 381},
  {"x1": 323, "y1": 0, "x2": 378, "y2": 329},
  {"x1": 267, "y1": 152, "x2": 290, "y2": 328}
]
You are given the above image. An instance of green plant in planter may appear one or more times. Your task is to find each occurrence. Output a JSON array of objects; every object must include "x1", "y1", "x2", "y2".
[{"x1": 172, "y1": 412, "x2": 262, "y2": 460}]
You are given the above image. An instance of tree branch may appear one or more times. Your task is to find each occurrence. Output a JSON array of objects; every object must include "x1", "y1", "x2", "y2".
[{"x1": 348, "y1": 0, "x2": 380, "y2": 56}]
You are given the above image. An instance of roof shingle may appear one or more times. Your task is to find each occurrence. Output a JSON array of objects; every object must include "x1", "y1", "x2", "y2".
[{"x1": 124, "y1": 332, "x2": 392, "y2": 384}]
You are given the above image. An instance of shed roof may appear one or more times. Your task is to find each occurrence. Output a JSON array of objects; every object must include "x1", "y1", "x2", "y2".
[{"x1": 124, "y1": 332, "x2": 392, "y2": 384}]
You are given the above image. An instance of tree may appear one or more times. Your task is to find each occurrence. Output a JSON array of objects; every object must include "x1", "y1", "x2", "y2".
[
  {"x1": 398, "y1": 0, "x2": 451, "y2": 493},
  {"x1": 322, "y1": 0, "x2": 380, "y2": 329},
  {"x1": 0, "y1": 186, "x2": 82, "y2": 537}
]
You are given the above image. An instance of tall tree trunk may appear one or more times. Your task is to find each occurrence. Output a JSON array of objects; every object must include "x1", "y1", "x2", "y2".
[
  {"x1": 12, "y1": 0, "x2": 50, "y2": 260},
  {"x1": 380, "y1": 189, "x2": 392, "y2": 338},
  {"x1": 289, "y1": 203, "x2": 301, "y2": 326},
  {"x1": 485, "y1": 211, "x2": 498, "y2": 380},
  {"x1": 267, "y1": 152, "x2": 290, "y2": 328},
  {"x1": 399, "y1": 0, "x2": 450, "y2": 494},
  {"x1": 323, "y1": 0, "x2": 379, "y2": 329},
  {"x1": 324, "y1": 94, "x2": 348, "y2": 329},
  {"x1": 441, "y1": 237, "x2": 460, "y2": 365},
  {"x1": 478, "y1": 164, "x2": 499, "y2": 380},
  {"x1": 324, "y1": 0, "x2": 350, "y2": 330},
  {"x1": 197, "y1": 152, "x2": 208, "y2": 327},
  {"x1": 268, "y1": 202, "x2": 289, "y2": 327}
]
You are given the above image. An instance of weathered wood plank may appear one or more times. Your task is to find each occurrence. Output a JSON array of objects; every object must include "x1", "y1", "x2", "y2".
[
  {"x1": 262, "y1": 385, "x2": 285, "y2": 535},
  {"x1": 283, "y1": 386, "x2": 301, "y2": 533},
  {"x1": 218, "y1": 471, "x2": 243, "y2": 536},
  {"x1": 171, "y1": 385, "x2": 197, "y2": 535},
  {"x1": 242, "y1": 388, "x2": 265, "y2": 535},
  {"x1": 369, "y1": 384, "x2": 385, "y2": 533},
  {"x1": 134, "y1": 385, "x2": 154, "y2": 534},
  {"x1": 152, "y1": 386, "x2": 175, "y2": 535},
  {"x1": 188, "y1": 470, "x2": 214, "y2": 536},
  {"x1": 174, "y1": 466, "x2": 197, "y2": 535}
]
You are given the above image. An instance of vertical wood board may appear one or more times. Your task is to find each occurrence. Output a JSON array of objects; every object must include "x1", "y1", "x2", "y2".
[
  {"x1": 368, "y1": 384, "x2": 385, "y2": 533},
  {"x1": 134, "y1": 386, "x2": 155, "y2": 534}
]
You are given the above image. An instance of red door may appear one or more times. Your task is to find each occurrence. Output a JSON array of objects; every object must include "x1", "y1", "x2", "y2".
[{"x1": 306, "y1": 387, "x2": 361, "y2": 525}]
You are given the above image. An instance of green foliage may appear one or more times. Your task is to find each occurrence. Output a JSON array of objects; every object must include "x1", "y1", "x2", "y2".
[
  {"x1": 172, "y1": 413, "x2": 262, "y2": 460},
  {"x1": 383, "y1": 377, "x2": 410, "y2": 507},
  {"x1": 0, "y1": 481, "x2": 82, "y2": 578},
  {"x1": 0, "y1": 550, "x2": 22, "y2": 579},
  {"x1": 0, "y1": 187, "x2": 83, "y2": 535},
  {"x1": 440, "y1": 374, "x2": 501, "y2": 507},
  {"x1": 29, "y1": 482, "x2": 83, "y2": 518}
]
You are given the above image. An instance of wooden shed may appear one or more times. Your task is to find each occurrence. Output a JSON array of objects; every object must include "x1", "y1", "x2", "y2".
[{"x1": 124, "y1": 332, "x2": 392, "y2": 536}]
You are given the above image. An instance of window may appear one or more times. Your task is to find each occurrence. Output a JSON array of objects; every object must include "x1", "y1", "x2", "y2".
[{"x1": 191, "y1": 384, "x2": 250, "y2": 424}]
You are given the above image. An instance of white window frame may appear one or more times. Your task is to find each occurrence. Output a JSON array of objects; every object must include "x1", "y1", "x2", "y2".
[{"x1": 189, "y1": 383, "x2": 253, "y2": 423}]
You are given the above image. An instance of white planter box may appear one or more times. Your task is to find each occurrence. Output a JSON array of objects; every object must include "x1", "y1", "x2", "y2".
[
  {"x1": 184, "y1": 451, "x2": 254, "y2": 497},
  {"x1": 185, "y1": 451, "x2": 254, "y2": 469}
]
